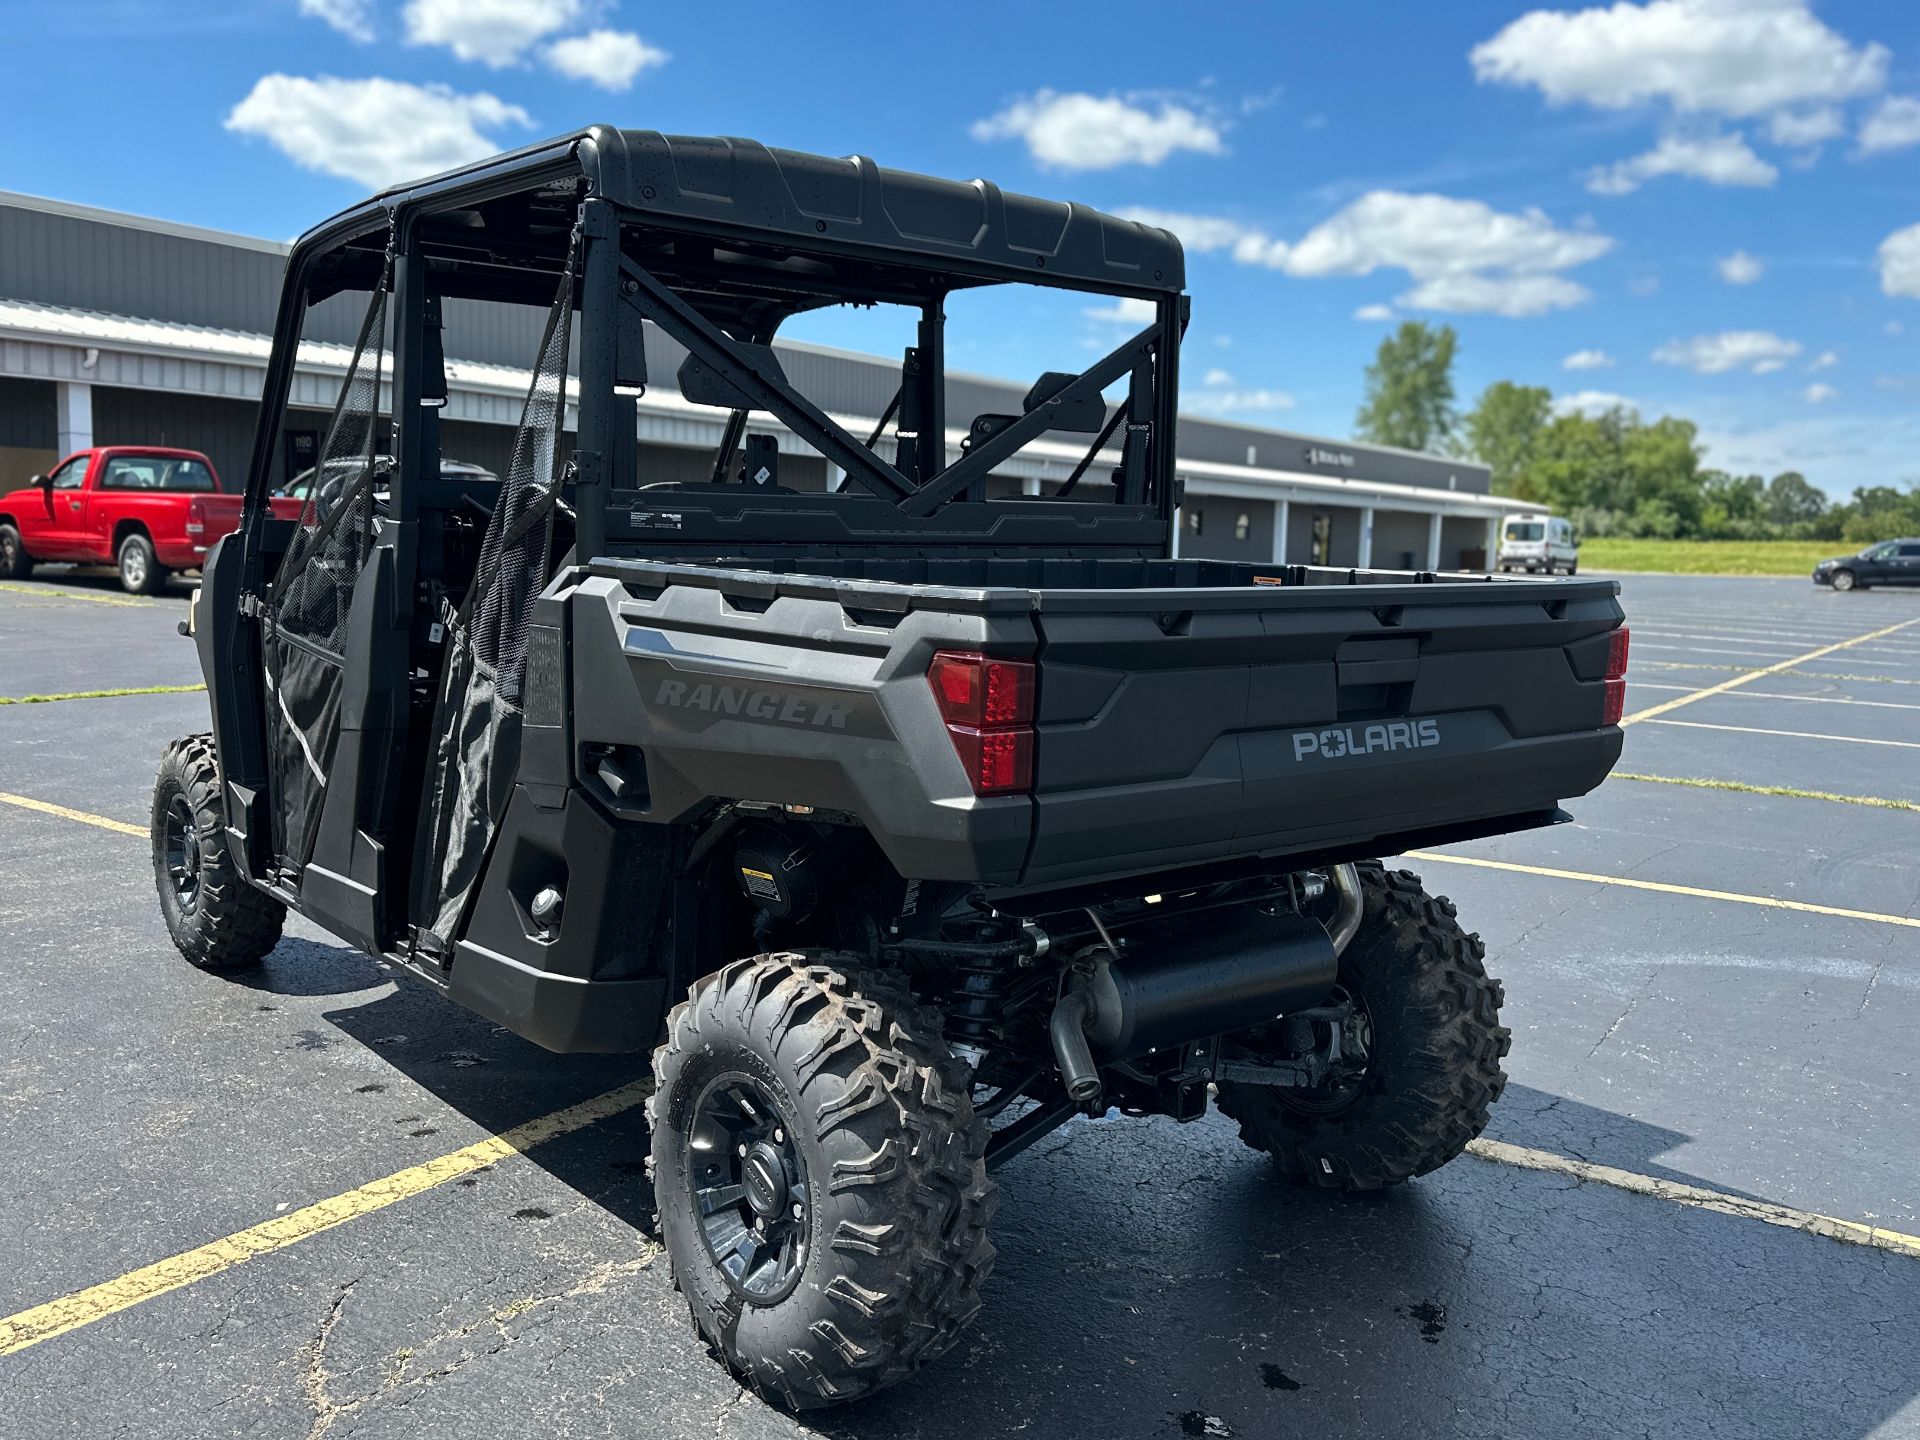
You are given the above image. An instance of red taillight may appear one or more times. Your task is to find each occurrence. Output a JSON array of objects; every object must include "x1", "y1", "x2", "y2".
[
  {"x1": 1602, "y1": 625, "x2": 1630, "y2": 725},
  {"x1": 928, "y1": 651, "x2": 1035, "y2": 795},
  {"x1": 1605, "y1": 626, "x2": 1631, "y2": 680},
  {"x1": 184, "y1": 497, "x2": 206, "y2": 536}
]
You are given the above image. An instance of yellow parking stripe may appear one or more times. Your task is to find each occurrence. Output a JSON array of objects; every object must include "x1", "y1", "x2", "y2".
[
  {"x1": 1612, "y1": 771, "x2": 1920, "y2": 812},
  {"x1": 1644, "y1": 718, "x2": 1920, "y2": 749},
  {"x1": 0, "y1": 792, "x2": 144, "y2": 837},
  {"x1": 0, "y1": 683, "x2": 205, "y2": 706},
  {"x1": 1622, "y1": 616, "x2": 1920, "y2": 724},
  {"x1": 1403, "y1": 850, "x2": 1920, "y2": 930},
  {"x1": 0, "y1": 1078, "x2": 652, "y2": 1357},
  {"x1": 0, "y1": 582, "x2": 157, "y2": 609},
  {"x1": 1466, "y1": 1140, "x2": 1920, "y2": 1260}
]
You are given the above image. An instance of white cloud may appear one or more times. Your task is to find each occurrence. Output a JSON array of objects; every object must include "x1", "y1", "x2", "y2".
[
  {"x1": 1354, "y1": 303, "x2": 1396, "y2": 321},
  {"x1": 1716, "y1": 249, "x2": 1764, "y2": 284},
  {"x1": 1122, "y1": 192, "x2": 1610, "y2": 317},
  {"x1": 1212, "y1": 334, "x2": 1233, "y2": 347},
  {"x1": 1470, "y1": 0, "x2": 1888, "y2": 119},
  {"x1": 1082, "y1": 296, "x2": 1157, "y2": 325},
  {"x1": 1767, "y1": 105, "x2": 1844, "y2": 147},
  {"x1": 225, "y1": 75, "x2": 533, "y2": 190},
  {"x1": 1858, "y1": 96, "x2": 1920, "y2": 156},
  {"x1": 1888, "y1": 320, "x2": 1907, "y2": 338},
  {"x1": 1554, "y1": 390, "x2": 1637, "y2": 416},
  {"x1": 299, "y1": 0, "x2": 374, "y2": 42},
  {"x1": 1585, "y1": 131, "x2": 1777, "y2": 195},
  {"x1": 1563, "y1": 348, "x2": 1615, "y2": 370},
  {"x1": 1880, "y1": 224, "x2": 1920, "y2": 300},
  {"x1": 971, "y1": 91, "x2": 1224, "y2": 170},
  {"x1": 1803, "y1": 383, "x2": 1839, "y2": 403},
  {"x1": 1808, "y1": 349, "x2": 1839, "y2": 371},
  {"x1": 1202, "y1": 368, "x2": 1236, "y2": 386},
  {"x1": 1119, "y1": 208, "x2": 1254, "y2": 254},
  {"x1": 404, "y1": 0, "x2": 584, "y2": 67},
  {"x1": 1652, "y1": 330, "x2": 1802, "y2": 374},
  {"x1": 543, "y1": 30, "x2": 668, "y2": 90},
  {"x1": 1399, "y1": 272, "x2": 1593, "y2": 317},
  {"x1": 1184, "y1": 388, "x2": 1295, "y2": 415}
]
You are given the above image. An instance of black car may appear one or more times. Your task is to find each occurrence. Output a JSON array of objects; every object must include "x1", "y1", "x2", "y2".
[{"x1": 1813, "y1": 538, "x2": 1920, "y2": 591}]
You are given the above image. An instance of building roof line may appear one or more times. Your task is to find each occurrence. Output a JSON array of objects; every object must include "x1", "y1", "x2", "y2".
[{"x1": 0, "y1": 189, "x2": 290, "y2": 257}]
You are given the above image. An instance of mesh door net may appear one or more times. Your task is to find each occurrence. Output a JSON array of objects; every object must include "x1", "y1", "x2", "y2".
[
  {"x1": 412, "y1": 263, "x2": 574, "y2": 949},
  {"x1": 265, "y1": 272, "x2": 388, "y2": 873}
]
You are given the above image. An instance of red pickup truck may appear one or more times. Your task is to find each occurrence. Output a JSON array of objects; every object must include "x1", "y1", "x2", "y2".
[{"x1": 0, "y1": 446, "x2": 243, "y2": 594}]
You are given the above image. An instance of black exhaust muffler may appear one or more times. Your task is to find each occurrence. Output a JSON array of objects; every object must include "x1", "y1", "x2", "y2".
[{"x1": 1057, "y1": 909, "x2": 1338, "y2": 1080}]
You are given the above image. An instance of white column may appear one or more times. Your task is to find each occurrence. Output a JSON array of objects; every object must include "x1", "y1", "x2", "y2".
[
  {"x1": 1427, "y1": 511, "x2": 1444, "y2": 571},
  {"x1": 55, "y1": 380, "x2": 93, "y2": 456},
  {"x1": 1270, "y1": 499, "x2": 1290, "y2": 566},
  {"x1": 1170, "y1": 502, "x2": 1183, "y2": 558},
  {"x1": 1358, "y1": 506, "x2": 1374, "y2": 568},
  {"x1": 1486, "y1": 515, "x2": 1500, "y2": 572}
]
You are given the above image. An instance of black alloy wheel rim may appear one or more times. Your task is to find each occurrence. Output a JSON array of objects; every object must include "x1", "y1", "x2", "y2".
[
  {"x1": 688, "y1": 1074, "x2": 811, "y2": 1303},
  {"x1": 164, "y1": 794, "x2": 202, "y2": 915}
]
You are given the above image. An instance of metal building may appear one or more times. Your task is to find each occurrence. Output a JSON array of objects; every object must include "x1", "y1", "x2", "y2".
[{"x1": 0, "y1": 189, "x2": 1510, "y2": 570}]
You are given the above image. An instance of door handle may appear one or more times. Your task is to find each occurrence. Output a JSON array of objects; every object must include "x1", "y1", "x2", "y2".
[{"x1": 65, "y1": 500, "x2": 81, "y2": 509}]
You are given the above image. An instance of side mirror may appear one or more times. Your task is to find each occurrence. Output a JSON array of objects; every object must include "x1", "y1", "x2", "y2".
[{"x1": 29, "y1": 473, "x2": 48, "y2": 489}]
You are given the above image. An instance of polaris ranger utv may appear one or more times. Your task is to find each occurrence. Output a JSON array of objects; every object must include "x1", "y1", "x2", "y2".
[{"x1": 151, "y1": 128, "x2": 1627, "y2": 1410}]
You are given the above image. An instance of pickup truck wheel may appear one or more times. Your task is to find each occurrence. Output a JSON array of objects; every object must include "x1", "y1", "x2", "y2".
[
  {"x1": 649, "y1": 951, "x2": 996, "y2": 1410},
  {"x1": 1216, "y1": 862, "x2": 1508, "y2": 1191},
  {"x1": 0, "y1": 523, "x2": 32, "y2": 579},
  {"x1": 118, "y1": 533, "x2": 168, "y2": 595},
  {"x1": 151, "y1": 734, "x2": 285, "y2": 970}
]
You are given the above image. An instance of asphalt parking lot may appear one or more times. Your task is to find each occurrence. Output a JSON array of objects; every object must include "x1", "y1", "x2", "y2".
[{"x1": 3, "y1": 566, "x2": 1918, "y2": 1440}]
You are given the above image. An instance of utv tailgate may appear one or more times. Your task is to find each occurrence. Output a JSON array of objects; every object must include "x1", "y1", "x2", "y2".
[
  {"x1": 1022, "y1": 578, "x2": 1623, "y2": 887},
  {"x1": 584, "y1": 559, "x2": 1624, "y2": 894}
]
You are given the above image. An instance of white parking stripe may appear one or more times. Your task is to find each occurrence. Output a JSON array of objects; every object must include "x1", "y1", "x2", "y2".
[
  {"x1": 1643, "y1": 718, "x2": 1920, "y2": 749},
  {"x1": 1627, "y1": 684, "x2": 1920, "y2": 712}
]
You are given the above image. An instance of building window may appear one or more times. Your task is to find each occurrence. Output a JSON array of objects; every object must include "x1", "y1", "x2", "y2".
[
  {"x1": 1186, "y1": 508, "x2": 1203, "y2": 535},
  {"x1": 1234, "y1": 512, "x2": 1251, "y2": 541}
]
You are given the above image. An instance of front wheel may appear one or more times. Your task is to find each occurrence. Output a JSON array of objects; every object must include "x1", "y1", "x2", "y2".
[
  {"x1": 1831, "y1": 568, "x2": 1858, "y2": 592},
  {"x1": 649, "y1": 952, "x2": 996, "y2": 1410},
  {"x1": 0, "y1": 522, "x2": 33, "y2": 579},
  {"x1": 1217, "y1": 862, "x2": 1509, "y2": 1191},
  {"x1": 152, "y1": 735, "x2": 285, "y2": 970},
  {"x1": 119, "y1": 533, "x2": 168, "y2": 595}
]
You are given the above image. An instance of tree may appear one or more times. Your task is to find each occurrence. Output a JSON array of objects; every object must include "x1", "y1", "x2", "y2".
[
  {"x1": 1355, "y1": 321, "x2": 1458, "y2": 454},
  {"x1": 1764, "y1": 471, "x2": 1826, "y2": 528},
  {"x1": 1463, "y1": 381, "x2": 1551, "y2": 494}
]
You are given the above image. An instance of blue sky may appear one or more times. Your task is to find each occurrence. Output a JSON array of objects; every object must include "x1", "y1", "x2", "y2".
[{"x1": 3, "y1": 0, "x2": 1919, "y2": 495}]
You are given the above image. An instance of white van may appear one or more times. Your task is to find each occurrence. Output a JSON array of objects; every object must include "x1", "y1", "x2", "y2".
[{"x1": 1498, "y1": 512, "x2": 1578, "y2": 575}]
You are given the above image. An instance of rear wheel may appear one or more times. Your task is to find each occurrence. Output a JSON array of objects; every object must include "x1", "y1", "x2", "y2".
[
  {"x1": 152, "y1": 734, "x2": 285, "y2": 970},
  {"x1": 1217, "y1": 862, "x2": 1508, "y2": 1191},
  {"x1": 649, "y1": 951, "x2": 996, "y2": 1410},
  {"x1": 0, "y1": 523, "x2": 32, "y2": 579},
  {"x1": 118, "y1": 532, "x2": 167, "y2": 595},
  {"x1": 1831, "y1": 567, "x2": 1858, "y2": 592}
]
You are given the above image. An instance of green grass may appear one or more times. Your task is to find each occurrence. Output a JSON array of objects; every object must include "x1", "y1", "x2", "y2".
[{"x1": 1579, "y1": 538, "x2": 1839, "y2": 575}]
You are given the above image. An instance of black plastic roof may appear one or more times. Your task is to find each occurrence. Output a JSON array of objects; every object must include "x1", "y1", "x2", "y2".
[{"x1": 341, "y1": 127, "x2": 1186, "y2": 297}]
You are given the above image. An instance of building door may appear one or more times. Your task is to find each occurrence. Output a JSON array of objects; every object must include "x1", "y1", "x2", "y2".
[{"x1": 1310, "y1": 512, "x2": 1331, "y2": 566}]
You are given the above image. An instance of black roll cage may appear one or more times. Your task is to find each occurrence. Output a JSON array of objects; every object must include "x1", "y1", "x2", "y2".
[{"x1": 239, "y1": 139, "x2": 1186, "y2": 568}]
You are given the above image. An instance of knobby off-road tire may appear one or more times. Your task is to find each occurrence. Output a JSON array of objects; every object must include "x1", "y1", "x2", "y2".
[
  {"x1": 649, "y1": 951, "x2": 996, "y2": 1410},
  {"x1": 152, "y1": 734, "x2": 285, "y2": 970},
  {"x1": 0, "y1": 522, "x2": 33, "y2": 579},
  {"x1": 1217, "y1": 861, "x2": 1509, "y2": 1191}
]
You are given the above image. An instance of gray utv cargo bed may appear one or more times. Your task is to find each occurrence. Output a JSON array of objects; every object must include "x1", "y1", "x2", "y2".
[{"x1": 571, "y1": 555, "x2": 1624, "y2": 898}]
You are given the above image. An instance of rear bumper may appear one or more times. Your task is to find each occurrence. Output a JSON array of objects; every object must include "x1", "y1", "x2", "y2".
[{"x1": 156, "y1": 540, "x2": 211, "y2": 569}]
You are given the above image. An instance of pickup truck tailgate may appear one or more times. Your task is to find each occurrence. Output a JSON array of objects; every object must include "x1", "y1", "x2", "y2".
[{"x1": 1025, "y1": 580, "x2": 1624, "y2": 886}]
